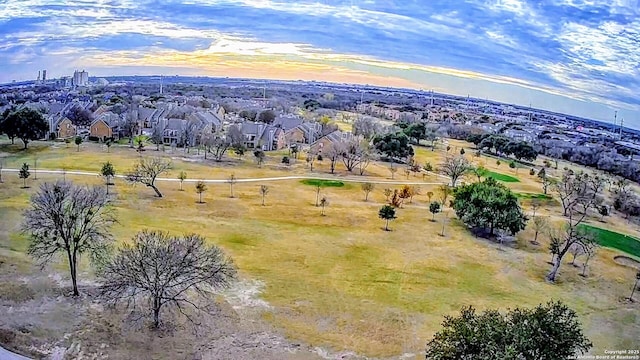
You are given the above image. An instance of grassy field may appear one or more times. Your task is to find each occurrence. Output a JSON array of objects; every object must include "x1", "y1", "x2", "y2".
[
  {"x1": 1, "y1": 139, "x2": 639, "y2": 357},
  {"x1": 515, "y1": 192, "x2": 552, "y2": 200},
  {"x1": 578, "y1": 224, "x2": 640, "y2": 259},
  {"x1": 484, "y1": 170, "x2": 520, "y2": 183}
]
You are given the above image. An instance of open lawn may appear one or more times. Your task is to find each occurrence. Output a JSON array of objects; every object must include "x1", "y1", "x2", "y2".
[
  {"x1": 300, "y1": 179, "x2": 345, "y2": 187},
  {"x1": 484, "y1": 170, "x2": 520, "y2": 183},
  {"x1": 515, "y1": 192, "x2": 552, "y2": 200},
  {"x1": 1, "y1": 140, "x2": 639, "y2": 357},
  {"x1": 578, "y1": 224, "x2": 640, "y2": 259}
]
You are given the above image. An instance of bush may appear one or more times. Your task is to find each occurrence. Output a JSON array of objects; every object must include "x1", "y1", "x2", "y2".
[
  {"x1": 529, "y1": 168, "x2": 536, "y2": 176},
  {"x1": 88, "y1": 136, "x2": 100, "y2": 142}
]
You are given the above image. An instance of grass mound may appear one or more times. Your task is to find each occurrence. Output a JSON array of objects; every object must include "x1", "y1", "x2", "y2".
[
  {"x1": 578, "y1": 224, "x2": 640, "y2": 258},
  {"x1": 300, "y1": 179, "x2": 345, "y2": 187},
  {"x1": 484, "y1": 171, "x2": 520, "y2": 183}
]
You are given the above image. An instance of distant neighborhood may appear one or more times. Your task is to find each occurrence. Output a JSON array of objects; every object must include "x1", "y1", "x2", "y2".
[{"x1": 2, "y1": 74, "x2": 640, "y2": 183}]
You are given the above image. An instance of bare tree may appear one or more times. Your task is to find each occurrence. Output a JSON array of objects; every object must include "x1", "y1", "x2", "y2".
[
  {"x1": 22, "y1": 181, "x2": 116, "y2": 296},
  {"x1": 531, "y1": 215, "x2": 548, "y2": 245},
  {"x1": 437, "y1": 184, "x2": 452, "y2": 207},
  {"x1": 383, "y1": 188, "x2": 392, "y2": 202},
  {"x1": 100, "y1": 231, "x2": 236, "y2": 329},
  {"x1": 259, "y1": 185, "x2": 269, "y2": 206},
  {"x1": 306, "y1": 148, "x2": 317, "y2": 171},
  {"x1": 553, "y1": 170, "x2": 604, "y2": 217},
  {"x1": 546, "y1": 172, "x2": 603, "y2": 282},
  {"x1": 580, "y1": 242, "x2": 598, "y2": 277},
  {"x1": 203, "y1": 133, "x2": 232, "y2": 161},
  {"x1": 439, "y1": 155, "x2": 471, "y2": 187},
  {"x1": 358, "y1": 143, "x2": 373, "y2": 176},
  {"x1": 151, "y1": 124, "x2": 164, "y2": 151},
  {"x1": 126, "y1": 157, "x2": 172, "y2": 197},
  {"x1": 361, "y1": 182, "x2": 375, "y2": 201},
  {"x1": 123, "y1": 110, "x2": 139, "y2": 148},
  {"x1": 180, "y1": 120, "x2": 199, "y2": 153},
  {"x1": 324, "y1": 144, "x2": 341, "y2": 174},
  {"x1": 320, "y1": 196, "x2": 328, "y2": 216},
  {"x1": 227, "y1": 174, "x2": 237, "y2": 198}
]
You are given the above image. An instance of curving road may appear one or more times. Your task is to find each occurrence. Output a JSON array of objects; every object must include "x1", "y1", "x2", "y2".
[
  {"x1": 1, "y1": 168, "x2": 448, "y2": 186},
  {"x1": 0, "y1": 346, "x2": 31, "y2": 360}
]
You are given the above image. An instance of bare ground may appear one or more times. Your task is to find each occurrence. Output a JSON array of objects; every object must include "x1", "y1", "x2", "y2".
[{"x1": 0, "y1": 255, "x2": 373, "y2": 360}]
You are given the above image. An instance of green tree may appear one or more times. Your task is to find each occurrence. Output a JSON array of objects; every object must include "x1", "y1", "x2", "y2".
[
  {"x1": 496, "y1": 160, "x2": 501, "y2": 167},
  {"x1": 195, "y1": 180, "x2": 207, "y2": 203},
  {"x1": 424, "y1": 162, "x2": 434, "y2": 172},
  {"x1": 101, "y1": 162, "x2": 116, "y2": 195},
  {"x1": 254, "y1": 149, "x2": 266, "y2": 167},
  {"x1": 402, "y1": 122, "x2": 426, "y2": 144},
  {"x1": 452, "y1": 178, "x2": 527, "y2": 236},
  {"x1": 4, "y1": 108, "x2": 48, "y2": 149},
  {"x1": 429, "y1": 201, "x2": 441, "y2": 221},
  {"x1": 75, "y1": 136, "x2": 83, "y2": 152},
  {"x1": 372, "y1": 132, "x2": 414, "y2": 162},
  {"x1": 378, "y1": 205, "x2": 397, "y2": 231},
  {"x1": 257, "y1": 109, "x2": 276, "y2": 124},
  {"x1": 19, "y1": 162, "x2": 30, "y2": 188},
  {"x1": 425, "y1": 301, "x2": 592, "y2": 359},
  {"x1": 459, "y1": 148, "x2": 465, "y2": 155},
  {"x1": 178, "y1": 171, "x2": 187, "y2": 191}
]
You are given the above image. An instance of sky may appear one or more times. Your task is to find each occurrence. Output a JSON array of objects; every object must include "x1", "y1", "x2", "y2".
[{"x1": 0, "y1": 0, "x2": 639, "y2": 128}]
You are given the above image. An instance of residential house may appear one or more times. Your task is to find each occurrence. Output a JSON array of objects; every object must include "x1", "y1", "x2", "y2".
[
  {"x1": 90, "y1": 119, "x2": 113, "y2": 140},
  {"x1": 56, "y1": 118, "x2": 76, "y2": 139},
  {"x1": 162, "y1": 118, "x2": 185, "y2": 145},
  {"x1": 240, "y1": 122, "x2": 287, "y2": 151},
  {"x1": 285, "y1": 122, "x2": 323, "y2": 145},
  {"x1": 273, "y1": 114, "x2": 304, "y2": 131},
  {"x1": 310, "y1": 130, "x2": 354, "y2": 154},
  {"x1": 90, "y1": 112, "x2": 121, "y2": 140}
]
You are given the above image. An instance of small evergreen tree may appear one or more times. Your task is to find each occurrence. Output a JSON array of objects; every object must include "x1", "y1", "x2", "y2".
[
  {"x1": 429, "y1": 201, "x2": 441, "y2": 221},
  {"x1": 19, "y1": 162, "x2": 30, "y2": 188},
  {"x1": 378, "y1": 205, "x2": 397, "y2": 231}
]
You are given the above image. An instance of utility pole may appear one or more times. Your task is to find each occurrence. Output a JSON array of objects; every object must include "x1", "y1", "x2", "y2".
[{"x1": 619, "y1": 118, "x2": 624, "y2": 140}]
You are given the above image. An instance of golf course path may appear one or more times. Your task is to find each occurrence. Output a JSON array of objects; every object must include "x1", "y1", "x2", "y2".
[{"x1": 2, "y1": 168, "x2": 448, "y2": 186}]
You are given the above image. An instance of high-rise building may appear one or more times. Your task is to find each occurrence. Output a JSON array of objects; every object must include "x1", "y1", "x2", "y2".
[
  {"x1": 42, "y1": 70, "x2": 47, "y2": 82},
  {"x1": 72, "y1": 70, "x2": 89, "y2": 86}
]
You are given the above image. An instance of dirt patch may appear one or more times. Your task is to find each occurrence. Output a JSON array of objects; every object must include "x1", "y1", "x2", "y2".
[{"x1": 614, "y1": 255, "x2": 640, "y2": 269}]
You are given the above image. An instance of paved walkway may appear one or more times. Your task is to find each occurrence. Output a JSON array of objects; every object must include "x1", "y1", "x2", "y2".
[
  {"x1": 2, "y1": 168, "x2": 448, "y2": 186},
  {"x1": 0, "y1": 346, "x2": 31, "y2": 360}
]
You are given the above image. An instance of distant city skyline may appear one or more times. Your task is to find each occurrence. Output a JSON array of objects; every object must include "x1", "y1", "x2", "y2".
[{"x1": 1, "y1": 1, "x2": 638, "y2": 128}]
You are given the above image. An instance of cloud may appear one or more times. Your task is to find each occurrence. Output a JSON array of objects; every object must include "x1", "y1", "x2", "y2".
[{"x1": 0, "y1": 0, "x2": 638, "y2": 126}]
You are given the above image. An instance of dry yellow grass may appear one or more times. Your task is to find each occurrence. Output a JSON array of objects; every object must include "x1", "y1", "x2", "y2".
[{"x1": 1, "y1": 140, "x2": 639, "y2": 357}]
